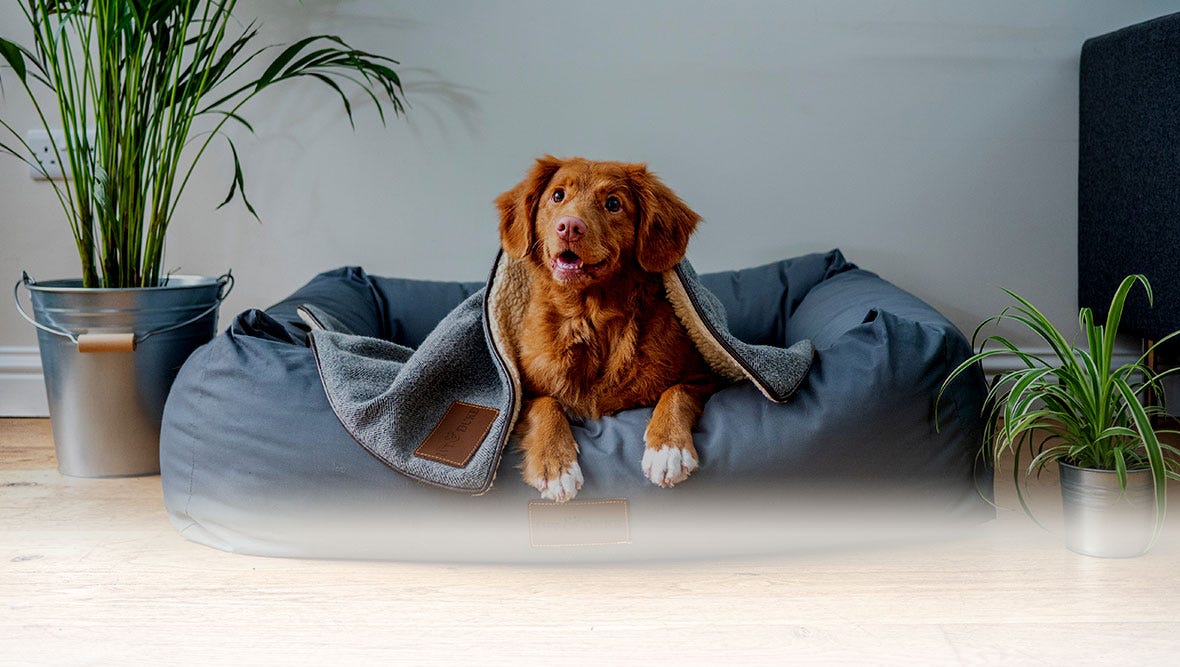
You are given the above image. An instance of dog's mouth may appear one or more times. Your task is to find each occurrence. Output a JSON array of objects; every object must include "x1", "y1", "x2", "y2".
[{"x1": 550, "y1": 249, "x2": 605, "y2": 282}]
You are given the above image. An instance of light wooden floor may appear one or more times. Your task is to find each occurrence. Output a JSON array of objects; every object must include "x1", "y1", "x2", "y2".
[{"x1": 3, "y1": 418, "x2": 1179, "y2": 665}]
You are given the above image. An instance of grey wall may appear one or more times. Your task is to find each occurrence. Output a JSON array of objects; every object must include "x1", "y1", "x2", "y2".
[{"x1": 2, "y1": 1, "x2": 1176, "y2": 412}]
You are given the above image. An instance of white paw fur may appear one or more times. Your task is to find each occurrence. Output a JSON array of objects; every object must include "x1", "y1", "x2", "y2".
[
  {"x1": 642, "y1": 445, "x2": 698, "y2": 487},
  {"x1": 532, "y1": 460, "x2": 584, "y2": 503}
]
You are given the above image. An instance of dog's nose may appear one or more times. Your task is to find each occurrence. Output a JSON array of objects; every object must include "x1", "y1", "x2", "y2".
[{"x1": 555, "y1": 216, "x2": 587, "y2": 242}]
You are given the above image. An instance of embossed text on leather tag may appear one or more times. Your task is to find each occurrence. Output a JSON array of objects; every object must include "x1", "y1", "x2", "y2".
[
  {"x1": 414, "y1": 401, "x2": 499, "y2": 468},
  {"x1": 528, "y1": 498, "x2": 631, "y2": 547}
]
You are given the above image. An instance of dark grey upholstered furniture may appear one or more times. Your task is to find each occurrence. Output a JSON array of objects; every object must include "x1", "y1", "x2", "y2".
[
  {"x1": 160, "y1": 250, "x2": 993, "y2": 562},
  {"x1": 1079, "y1": 12, "x2": 1180, "y2": 340}
]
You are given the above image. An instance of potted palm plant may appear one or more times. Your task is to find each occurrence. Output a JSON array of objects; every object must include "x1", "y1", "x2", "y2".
[
  {"x1": 1, "y1": 0, "x2": 405, "y2": 477},
  {"x1": 942, "y1": 275, "x2": 1180, "y2": 557}
]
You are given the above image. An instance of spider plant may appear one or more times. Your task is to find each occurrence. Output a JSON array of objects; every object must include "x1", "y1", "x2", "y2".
[
  {"x1": 0, "y1": 0, "x2": 405, "y2": 287},
  {"x1": 941, "y1": 274, "x2": 1180, "y2": 543}
]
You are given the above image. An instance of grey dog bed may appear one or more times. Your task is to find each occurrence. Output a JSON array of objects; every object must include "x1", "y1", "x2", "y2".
[{"x1": 160, "y1": 249, "x2": 993, "y2": 562}]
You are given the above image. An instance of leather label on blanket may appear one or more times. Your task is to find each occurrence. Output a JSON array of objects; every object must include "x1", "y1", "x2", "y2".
[
  {"x1": 414, "y1": 401, "x2": 499, "y2": 468},
  {"x1": 528, "y1": 498, "x2": 631, "y2": 548}
]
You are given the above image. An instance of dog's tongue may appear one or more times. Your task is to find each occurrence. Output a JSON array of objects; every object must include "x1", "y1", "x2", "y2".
[{"x1": 556, "y1": 250, "x2": 583, "y2": 270}]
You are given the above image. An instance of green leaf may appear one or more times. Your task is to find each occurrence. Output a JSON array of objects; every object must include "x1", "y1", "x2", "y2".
[
  {"x1": 177, "y1": 25, "x2": 261, "y2": 108},
  {"x1": 1133, "y1": 328, "x2": 1180, "y2": 371},
  {"x1": 0, "y1": 37, "x2": 28, "y2": 83},
  {"x1": 1028, "y1": 444, "x2": 1072, "y2": 473},
  {"x1": 0, "y1": 135, "x2": 63, "y2": 189},
  {"x1": 217, "y1": 138, "x2": 258, "y2": 220},
  {"x1": 201, "y1": 109, "x2": 255, "y2": 134},
  {"x1": 1113, "y1": 447, "x2": 1128, "y2": 487},
  {"x1": 1095, "y1": 425, "x2": 1138, "y2": 444},
  {"x1": 306, "y1": 72, "x2": 354, "y2": 128},
  {"x1": 3, "y1": 0, "x2": 407, "y2": 287},
  {"x1": 255, "y1": 36, "x2": 328, "y2": 90},
  {"x1": 1010, "y1": 442, "x2": 1049, "y2": 531},
  {"x1": 1103, "y1": 275, "x2": 1151, "y2": 372},
  {"x1": 1112, "y1": 376, "x2": 1167, "y2": 547}
]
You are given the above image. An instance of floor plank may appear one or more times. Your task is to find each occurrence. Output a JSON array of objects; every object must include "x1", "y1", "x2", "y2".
[{"x1": 0, "y1": 417, "x2": 55, "y2": 469}]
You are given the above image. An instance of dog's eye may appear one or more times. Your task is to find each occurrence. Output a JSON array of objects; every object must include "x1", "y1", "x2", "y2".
[
  {"x1": 552, "y1": 188, "x2": 565, "y2": 203},
  {"x1": 605, "y1": 195, "x2": 622, "y2": 213}
]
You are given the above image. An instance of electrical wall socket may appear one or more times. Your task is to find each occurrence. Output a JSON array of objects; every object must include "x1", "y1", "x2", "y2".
[{"x1": 26, "y1": 128, "x2": 69, "y2": 181}]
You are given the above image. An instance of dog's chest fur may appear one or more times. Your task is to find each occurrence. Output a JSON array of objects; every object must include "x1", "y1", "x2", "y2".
[{"x1": 517, "y1": 273, "x2": 709, "y2": 420}]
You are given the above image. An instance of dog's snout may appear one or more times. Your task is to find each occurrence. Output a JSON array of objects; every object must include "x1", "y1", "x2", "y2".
[{"x1": 555, "y1": 216, "x2": 587, "y2": 242}]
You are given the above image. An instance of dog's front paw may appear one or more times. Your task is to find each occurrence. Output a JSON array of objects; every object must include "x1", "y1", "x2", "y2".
[
  {"x1": 526, "y1": 460, "x2": 584, "y2": 503},
  {"x1": 642, "y1": 444, "x2": 699, "y2": 488}
]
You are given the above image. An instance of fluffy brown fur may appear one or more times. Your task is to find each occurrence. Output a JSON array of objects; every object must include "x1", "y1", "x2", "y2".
[{"x1": 495, "y1": 156, "x2": 721, "y2": 502}]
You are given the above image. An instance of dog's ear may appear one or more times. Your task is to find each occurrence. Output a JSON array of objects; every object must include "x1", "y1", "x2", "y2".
[
  {"x1": 495, "y1": 156, "x2": 564, "y2": 259},
  {"x1": 629, "y1": 165, "x2": 701, "y2": 273}
]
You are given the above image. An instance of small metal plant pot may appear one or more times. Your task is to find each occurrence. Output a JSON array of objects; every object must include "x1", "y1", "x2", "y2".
[
  {"x1": 1059, "y1": 461, "x2": 1155, "y2": 558},
  {"x1": 15, "y1": 272, "x2": 232, "y2": 478}
]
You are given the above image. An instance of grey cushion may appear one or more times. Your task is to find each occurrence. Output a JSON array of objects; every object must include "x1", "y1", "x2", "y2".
[{"x1": 160, "y1": 250, "x2": 992, "y2": 562}]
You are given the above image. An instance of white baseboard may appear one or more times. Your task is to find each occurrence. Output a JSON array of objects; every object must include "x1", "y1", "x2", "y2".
[{"x1": 0, "y1": 346, "x2": 49, "y2": 417}]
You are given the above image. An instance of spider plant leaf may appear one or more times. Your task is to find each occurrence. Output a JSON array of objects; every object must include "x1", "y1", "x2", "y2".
[
  {"x1": 1028, "y1": 444, "x2": 1073, "y2": 474},
  {"x1": 1103, "y1": 275, "x2": 1150, "y2": 371},
  {"x1": 1082, "y1": 311, "x2": 1108, "y2": 378},
  {"x1": 1133, "y1": 328, "x2": 1180, "y2": 370},
  {"x1": 937, "y1": 348, "x2": 1017, "y2": 421},
  {"x1": 1113, "y1": 376, "x2": 1167, "y2": 545},
  {"x1": 1005, "y1": 410, "x2": 1063, "y2": 446},
  {"x1": 1011, "y1": 443, "x2": 1049, "y2": 531},
  {"x1": 1073, "y1": 348, "x2": 1103, "y2": 404},
  {"x1": 998, "y1": 289, "x2": 1078, "y2": 359},
  {"x1": 984, "y1": 333, "x2": 1053, "y2": 369},
  {"x1": 969, "y1": 312, "x2": 1007, "y2": 349},
  {"x1": 1001, "y1": 310, "x2": 1079, "y2": 372},
  {"x1": 1160, "y1": 442, "x2": 1180, "y2": 457},
  {"x1": 1113, "y1": 447, "x2": 1129, "y2": 487},
  {"x1": 1096, "y1": 426, "x2": 1139, "y2": 443},
  {"x1": 1004, "y1": 368, "x2": 1056, "y2": 422},
  {"x1": 1029, "y1": 381, "x2": 1086, "y2": 419}
]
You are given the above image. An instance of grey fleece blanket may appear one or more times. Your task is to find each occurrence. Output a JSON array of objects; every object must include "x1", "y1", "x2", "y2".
[{"x1": 308, "y1": 252, "x2": 814, "y2": 494}]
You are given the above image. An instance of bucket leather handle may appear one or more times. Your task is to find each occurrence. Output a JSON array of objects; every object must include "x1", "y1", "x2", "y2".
[
  {"x1": 13, "y1": 270, "x2": 234, "y2": 352},
  {"x1": 76, "y1": 333, "x2": 137, "y2": 353}
]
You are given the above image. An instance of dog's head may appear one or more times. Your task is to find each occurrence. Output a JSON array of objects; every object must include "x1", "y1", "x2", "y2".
[{"x1": 495, "y1": 156, "x2": 700, "y2": 285}]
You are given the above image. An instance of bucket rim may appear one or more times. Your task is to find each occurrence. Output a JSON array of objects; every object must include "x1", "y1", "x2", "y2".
[
  {"x1": 1058, "y1": 460, "x2": 1151, "y2": 476},
  {"x1": 23, "y1": 275, "x2": 221, "y2": 294}
]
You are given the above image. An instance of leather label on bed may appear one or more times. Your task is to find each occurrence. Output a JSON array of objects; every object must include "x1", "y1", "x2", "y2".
[
  {"x1": 528, "y1": 498, "x2": 631, "y2": 548},
  {"x1": 414, "y1": 401, "x2": 499, "y2": 468}
]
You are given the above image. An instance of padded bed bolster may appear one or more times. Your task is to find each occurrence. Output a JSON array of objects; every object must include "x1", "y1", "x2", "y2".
[{"x1": 161, "y1": 249, "x2": 992, "y2": 562}]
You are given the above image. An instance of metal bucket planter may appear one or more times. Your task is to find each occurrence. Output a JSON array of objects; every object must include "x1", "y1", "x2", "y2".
[
  {"x1": 1059, "y1": 461, "x2": 1155, "y2": 558},
  {"x1": 14, "y1": 272, "x2": 232, "y2": 477}
]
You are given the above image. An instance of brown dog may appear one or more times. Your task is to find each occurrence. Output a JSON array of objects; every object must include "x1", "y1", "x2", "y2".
[{"x1": 495, "y1": 156, "x2": 721, "y2": 502}]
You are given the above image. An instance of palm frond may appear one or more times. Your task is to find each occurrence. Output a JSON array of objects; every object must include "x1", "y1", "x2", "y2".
[{"x1": 0, "y1": 0, "x2": 407, "y2": 287}]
